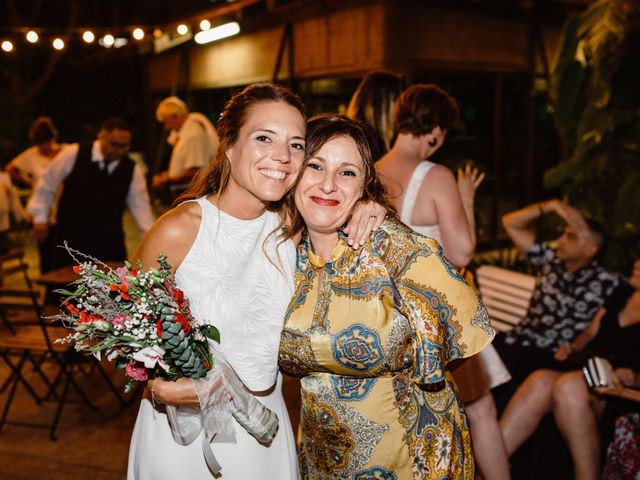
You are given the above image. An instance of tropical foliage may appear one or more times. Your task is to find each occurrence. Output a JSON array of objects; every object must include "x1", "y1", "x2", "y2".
[{"x1": 546, "y1": 0, "x2": 640, "y2": 270}]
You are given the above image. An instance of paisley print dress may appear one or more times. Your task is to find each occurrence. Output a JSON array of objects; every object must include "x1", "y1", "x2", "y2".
[{"x1": 279, "y1": 218, "x2": 494, "y2": 479}]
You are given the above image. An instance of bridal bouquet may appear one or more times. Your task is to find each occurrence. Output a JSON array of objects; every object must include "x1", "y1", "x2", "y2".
[
  {"x1": 54, "y1": 246, "x2": 280, "y2": 474},
  {"x1": 53, "y1": 247, "x2": 219, "y2": 393}
]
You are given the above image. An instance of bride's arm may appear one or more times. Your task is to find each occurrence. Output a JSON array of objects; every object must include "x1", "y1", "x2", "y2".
[{"x1": 134, "y1": 201, "x2": 203, "y2": 407}]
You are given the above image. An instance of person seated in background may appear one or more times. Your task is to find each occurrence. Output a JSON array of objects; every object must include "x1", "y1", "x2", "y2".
[
  {"x1": 5, "y1": 116, "x2": 69, "y2": 189},
  {"x1": 346, "y1": 70, "x2": 406, "y2": 153},
  {"x1": 494, "y1": 199, "x2": 621, "y2": 407},
  {"x1": 28, "y1": 117, "x2": 155, "y2": 270},
  {"x1": 153, "y1": 96, "x2": 219, "y2": 200},
  {"x1": 500, "y1": 259, "x2": 640, "y2": 479}
]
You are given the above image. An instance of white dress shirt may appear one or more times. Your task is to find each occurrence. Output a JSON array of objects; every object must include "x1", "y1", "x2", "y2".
[
  {"x1": 27, "y1": 141, "x2": 155, "y2": 232},
  {"x1": 167, "y1": 112, "x2": 219, "y2": 177},
  {"x1": 5, "y1": 144, "x2": 71, "y2": 185}
]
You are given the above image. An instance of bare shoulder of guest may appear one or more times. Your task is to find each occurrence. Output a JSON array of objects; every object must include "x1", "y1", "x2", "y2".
[{"x1": 134, "y1": 201, "x2": 202, "y2": 273}]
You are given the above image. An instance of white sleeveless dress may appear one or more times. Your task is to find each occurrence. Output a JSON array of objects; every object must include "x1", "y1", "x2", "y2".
[
  {"x1": 128, "y1": 196, "x2": 299, "y2": 479},
  {"x1": 401, "y1": 161, "x2": 511, "y2": 403}
]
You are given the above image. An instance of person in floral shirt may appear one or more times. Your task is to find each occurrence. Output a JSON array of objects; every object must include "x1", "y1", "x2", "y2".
[{"x1": 493, "y1": 199, "x2": 620, "y2": 404}]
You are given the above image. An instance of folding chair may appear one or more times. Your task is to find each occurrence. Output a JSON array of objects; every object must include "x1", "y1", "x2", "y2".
[
  {"x1": 0, "y1": 249, "x2": 35, "y2": 334},
  {"x1": 0, "y1": 254, "x2": 99, "y2": 441}
]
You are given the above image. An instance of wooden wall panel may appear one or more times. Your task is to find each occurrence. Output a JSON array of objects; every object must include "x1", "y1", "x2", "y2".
[
  {"x1": 385, "y1": 1, "x2": 530, "y2": 72},
  {"x1": 293, "y1": 4, "x2": 384, "y2": 78},
  {"x1": 147, "y1": 1, "x2": 562, "y2": 92},
  {"x1": 148, "y1": 53, "x2": 182, "y2": 92},
  {"x1": 189, "y1": 27, "x2": 285, "y2": 89}
]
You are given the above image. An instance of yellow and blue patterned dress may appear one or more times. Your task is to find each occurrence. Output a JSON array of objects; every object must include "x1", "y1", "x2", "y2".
[{"x1": 279, "y1": 218, "x2": 494, "y2": 479}]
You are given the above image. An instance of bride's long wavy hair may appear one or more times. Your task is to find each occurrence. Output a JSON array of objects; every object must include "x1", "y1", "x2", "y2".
[{"x1": 174, "y1": 83, "x2": 306, "y2": 207}]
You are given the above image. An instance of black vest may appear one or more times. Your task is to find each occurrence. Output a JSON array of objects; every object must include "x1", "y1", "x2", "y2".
[{"x1": 55, "y1": 142, "x2": 135, "y2": 264}]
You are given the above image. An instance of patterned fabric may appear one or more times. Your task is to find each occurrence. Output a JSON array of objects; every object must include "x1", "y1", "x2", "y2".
[
  {"x1": 505, "y1": 242, "x2": 619, "y2": 351},
  {"x1": 603, "y1": 413, "x2": 640, "y2": 480},
  {"x1": 279, "y1": 218, "x2": 493, "y2": 479}
]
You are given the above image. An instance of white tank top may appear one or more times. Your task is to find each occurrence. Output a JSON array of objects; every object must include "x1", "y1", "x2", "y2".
[{"x1": 400, "y1": 160, "x2": 442, "y2": 242}]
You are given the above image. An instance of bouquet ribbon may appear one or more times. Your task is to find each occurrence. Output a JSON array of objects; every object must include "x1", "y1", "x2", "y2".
[{"x1": 165, "y1": 342, "x2": 279, "y2": 474}]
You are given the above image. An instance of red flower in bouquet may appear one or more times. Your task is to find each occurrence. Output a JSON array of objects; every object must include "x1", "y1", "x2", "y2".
[{"x1": 174, "y1": 312, "x2": 191, "y2": 335}]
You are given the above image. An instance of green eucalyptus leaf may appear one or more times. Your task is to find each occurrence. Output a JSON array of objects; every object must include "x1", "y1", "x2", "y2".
[{"x1": 200, "y1": 325, "x2": 220, "y2": 343}]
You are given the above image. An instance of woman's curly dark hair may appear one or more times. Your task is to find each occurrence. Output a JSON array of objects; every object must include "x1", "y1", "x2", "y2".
[{"x1": 280, "y1": 114, "x2": 395, "y2": 241}]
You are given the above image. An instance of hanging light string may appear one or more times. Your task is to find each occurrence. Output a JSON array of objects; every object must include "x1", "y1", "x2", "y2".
[{"x1": 0, "y1": 19, "x2": 238, "y2": 53}]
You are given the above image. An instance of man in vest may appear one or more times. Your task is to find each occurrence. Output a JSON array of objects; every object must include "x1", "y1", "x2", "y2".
[
  {"x1": 28, "y1": 117, "x2": 155, "y2": 268},
  {"x1": 152, "y1": 96, "x2": 219, "y2": 201}
]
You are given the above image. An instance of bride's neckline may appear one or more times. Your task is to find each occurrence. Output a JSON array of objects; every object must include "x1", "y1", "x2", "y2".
[{"x1": 202, "y1": 195, "x2": 269, "y2": 223}]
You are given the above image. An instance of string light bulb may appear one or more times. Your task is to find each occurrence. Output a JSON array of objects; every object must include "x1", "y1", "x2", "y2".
[
  {"x1": 177, "y1": 24, "x2": 189, "y2": 35},
  {"x1": 26, "y1": 31, "x2": 39, "y2": 43},
  {"x1": 1, "y1": 40, "x2": 13, "y2": 52},
  {"x1": 82, "y1": 30, "x2": 95, "y2": 43},
  {"x1": 199, "y1": 20, "x2": 211, "y2": 31},
  {"x1": 52, "y1": 38, "x2": 65, "y2": 50},
  {"x1": 103, "y1": 34, "x2": 115, "y2": 47},
  {"x1": 132, "y1": 28, "x2": 145, "y2": 41},
  {"x1": 153, "y1": 28, "x2": 163, "y2": 39}
]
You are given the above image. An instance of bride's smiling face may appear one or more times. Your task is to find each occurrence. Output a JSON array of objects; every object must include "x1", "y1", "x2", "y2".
[{"x1": 225, "y1": 101, "x2": 307, "y2": 205}]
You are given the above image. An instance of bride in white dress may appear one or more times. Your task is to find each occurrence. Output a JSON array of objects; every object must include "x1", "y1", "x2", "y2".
[{"x1": 128, "y1": 84, "x2": 384, "y2": 480}]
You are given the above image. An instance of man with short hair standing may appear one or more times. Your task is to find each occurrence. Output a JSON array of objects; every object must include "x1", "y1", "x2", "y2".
[
  {"x1": 28, "y1": 117, "x2": 155, "y2": 268},
  {"x1": 152, "y1": 96, "x2": 219, "y2": 198}
]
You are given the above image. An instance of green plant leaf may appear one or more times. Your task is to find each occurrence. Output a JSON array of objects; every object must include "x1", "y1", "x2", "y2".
[
  {"x1": 543, "y1": 160, "x2": 581, "y2": 190},
  {"x1": 553, "y1": 61, "x2": 586, "y2": 136},
  {"x1": 200, "y1": 325, "x2": 220, "y2": 343}
]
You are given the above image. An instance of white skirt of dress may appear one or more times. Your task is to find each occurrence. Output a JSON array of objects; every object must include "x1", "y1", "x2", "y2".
[{"x1": 127, "y1": 373, "x2": 298, "y2": 480}]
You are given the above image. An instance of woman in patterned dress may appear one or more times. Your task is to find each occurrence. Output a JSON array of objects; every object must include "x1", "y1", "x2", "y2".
[{"x1": 278, "y1": 115, "x2": 494, "y2": 479}]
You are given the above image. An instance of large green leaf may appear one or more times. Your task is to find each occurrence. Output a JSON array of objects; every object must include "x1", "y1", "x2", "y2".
[
  {"x1": 550, "y1": 14, "x2": 582, "y2": 99},
  {"x1": 543, "y1": 159, "x2": 581, "y2": 190},
  {"x1": 553, "y1": 61, "x2": 586, "y2": 136}
]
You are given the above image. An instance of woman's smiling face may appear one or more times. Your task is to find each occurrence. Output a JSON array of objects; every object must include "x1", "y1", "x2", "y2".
[
  {"x1": 225, "y1": 100, "x2": 307, "y2": 206},
  {"x1": 294, "y1": 135, "x2": 365, "y2": 236}
]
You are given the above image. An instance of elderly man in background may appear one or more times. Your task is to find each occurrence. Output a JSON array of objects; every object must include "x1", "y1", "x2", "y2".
[
  {"x1": 152, "y1": 96, "x2": 219, "y2": 199},
  {"x1": 28, "y1": 117, "x2": 155, "y2": 269}
]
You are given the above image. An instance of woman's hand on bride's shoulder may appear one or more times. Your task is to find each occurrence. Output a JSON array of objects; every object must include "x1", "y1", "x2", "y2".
[{"x1": 343, "y1": 201, "x2": 387, "y2": 249}]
